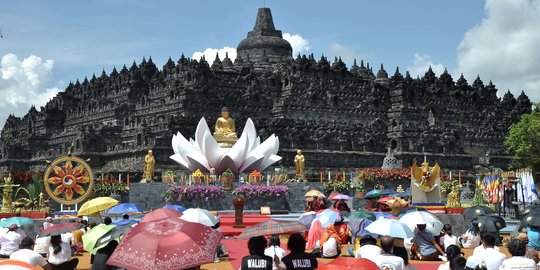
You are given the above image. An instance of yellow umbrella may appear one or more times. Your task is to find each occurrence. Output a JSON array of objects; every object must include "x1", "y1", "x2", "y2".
[
  {"x1": 304, "y1": 189, "x2": 325, "y2": 198},
  {"x1": 78, "y1": 197, "x2": 119, "y2": 216}
]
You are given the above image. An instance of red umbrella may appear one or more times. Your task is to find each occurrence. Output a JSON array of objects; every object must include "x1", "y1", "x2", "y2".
[
  {"x1": 328, "y1": 257, "x2": 379, "y2": 270},
  {"x1": 0, "y1": 260, "x2": 35, "y2": 269},
  {"x1": 107, "y1": 218, "x2": 222, "y2": 270},
  {"x1": 141, "y1": 208, "x2": 182, "y2": 223},
  {"x1": 38, "y1": 222, "x2": 81, "y2": 237},
  {"x1": 318, "y1": 265, "x2": 349, "y2": 270}
]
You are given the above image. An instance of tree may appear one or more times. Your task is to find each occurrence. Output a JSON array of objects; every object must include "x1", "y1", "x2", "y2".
[{"x1": 505, "y1": 106, "x2": 540, "y2": 171}]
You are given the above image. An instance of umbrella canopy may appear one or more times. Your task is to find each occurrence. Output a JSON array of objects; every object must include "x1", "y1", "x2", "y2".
[
  {"x1": 399, "y1": 211, "x2": 443, "y2": 236},
  {"x1": 82, "y1": 225, "x2": 116, "y2": 254},
  {"x1": 107, "y1": 218, "x2": 222, "y2": 270},
  {"x1": 364, "y1": 190, "x2": 382, "y2": 199},
  {"x1": 107, "y1": 203, "x2": 143, "y2": 214},
  {"x1": 520, "y1": 214, "x2": 540, "y2": 229},
  {"x1": 380, "y1": 189, "x2": 396, "y2": 196},
  {"x1": 463, "y1": 206, "x2": 494, "y2": 220},
  {"x1": 392, "y1": 188, "x2": 411, "y2": 198},
  {"x1": 328, "y1": 257, "x2": 379, "y2": 270},
  {"x1": 349, "y1": 211, "x2": 376, "y2": 221},
  {"x1": 0, "y1": 260, "x2": 36, "y2": 270},
  {"x1": 373, "y1": 212, "x2": 397, "y2": 220},
  {"x1": 317, "y1": 265, "x2": 349, "y2": 270},
  {"x1": 93, "y1": 224, "x2": 132, "y2": 250},
  {"x1": 78, "y1": 197, "x2": 119, "y2": 216},
  {"x1": 365, "y1": 219, "x2": 414, "y2": 238},
  {"x1": 472, "y1": 215, "x2": 506, "y2": 233},
  {"x1": 397, "y1": 207, "x2": 428, "y2": 217},
  {"x1": 112, "y1": 219, "x2": 139, "y2": 227},
  {"x1": 305, "y1": 189, "x2": 325, "y2": 197},
  {"x1": 0, "y1": 217, "x2": 33, "y2": 228},
  {"x1": 348, "y1": 218, "x2": 377, "y2": 238},
  {"x1": 164, "y1": 204, "x2": 186, "y2": 213},
  {"x1": 378, "y1": 197, "x2": 395, "y2": 203},
  {"x1": 180, "y1": 208, "x2": 219, "y2": 227},
  {"x1": 316, "y1": 209, "x2": 341, "y2": 228},
  {"x1": 39, "y1": 222, "x2": 81, "y2": 237},
  {"x1": 298, "y1": 211, "x2": 316, "y2": 227},
  {"x1": 238, "y1": 220, "x2": 307, "y2": 239},
  {"x1": 521, "y1": 205, "x2": 540, "y2": 216},
  {"x1": 141, "y1": 208, "x2": 182, "y2": 223},
  {"x1": 328, "y1": 194, "x2": 351, "y2": 201}
]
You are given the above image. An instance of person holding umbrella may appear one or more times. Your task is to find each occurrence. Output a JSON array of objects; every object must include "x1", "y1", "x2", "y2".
[
  {"x1": 264, "y1": 235, "x2": 285, "y2": 270},
  {"x1": 0, "y1": 224, "x2": 22, "y2": 257},
  {"x1": 459, "y1": 220, "x2": 481, "y2": 249},
  {"x1": 412, "y1": 224, "x2": 444, "y2": 261}
]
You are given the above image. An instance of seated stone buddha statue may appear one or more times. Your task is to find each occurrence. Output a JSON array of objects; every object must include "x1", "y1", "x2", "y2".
[{"x1": 213, "y1": 107, "x2": 238, "y2": 148}]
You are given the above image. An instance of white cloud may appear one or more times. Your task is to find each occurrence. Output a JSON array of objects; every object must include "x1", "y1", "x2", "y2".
[
  {"x1": 0, "y1": 53, "x2": 60, "y2": 122},
  {"x1": 192, "y1": 47, "x2": 237, "y2": 64},
  {"x1": 407, "y1": 53, "x2": 446, "y2": 78},
  {"x1": 283, "y1": 33, "x2": 310, "y2": 56},
  {"x1": 457, "y1": 0, "x2": 540, "y2": 100}
]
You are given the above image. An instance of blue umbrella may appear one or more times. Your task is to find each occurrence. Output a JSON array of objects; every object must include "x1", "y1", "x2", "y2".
[
  {"x1": 373, "y1": 212, "x2": 396, "y2": 220},
  {"x1": 0, "y1": 217, "x2": 33, "y2": 228},
  {"x1": 107, "y1": 203, "x2": 143, "y2": 214},
  {"x1": 349, "y1": 218, "x2": 378, "y2": 239},
  {"x1": 365, "y1": 219, "x2": 414, "y2": 238},
  {"x1": 163, "y1": 204, "x2": 186, "y2": 213},
  {"x1": 112, "y1": 219, "x2": 139, "y2": 227},
  {"x1": 316, "y1": 209, "x2": 341, "y2": 228},
  {"x1": 380, "y1": 189, "x2": 396, "y2": 196},
  {"x1": 364, "y1": 190, "x2": 382, "y2": 199},
  {"x1": 298, "y1": 211, "x2": 316, "y2": 227},
  {"x1": 391, "y1": 188, "x2": 411, "y2": 198}
]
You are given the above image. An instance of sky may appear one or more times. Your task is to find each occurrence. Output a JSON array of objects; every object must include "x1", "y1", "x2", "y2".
[{"x1": 1, "y1": 0, "x2": 540, "y2": 125}]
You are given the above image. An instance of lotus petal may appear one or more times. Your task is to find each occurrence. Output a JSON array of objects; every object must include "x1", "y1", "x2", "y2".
[
  {"x1": 186, "y1": 155, "x2": 211, "y2": 172},
  {"x1": 239, "y1": 153, "x2": 264, "y2": 172},
  {"x1": 202, "y1": 130, "x2": 222, "y2": 168},
  {"x1": 195, "y1": 117, "x2": 211, "y2": 150},
  {"x1": 227, "y1": 131, "x2": 250, "y2": 169},
  {"x1": 216, "y1": 155, "x2": 237, "y2": 173},
  {"x1": 170, "y1": 154, "x2": 189, "y2": 168}
]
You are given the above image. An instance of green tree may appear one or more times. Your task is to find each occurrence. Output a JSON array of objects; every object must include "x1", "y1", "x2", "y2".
[{"x1": 505, "y1": 106, "x2": 540, "y2": 171}]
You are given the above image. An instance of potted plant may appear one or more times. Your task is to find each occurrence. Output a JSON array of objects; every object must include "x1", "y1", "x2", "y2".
[
  {"x1": 163, "y1": 170, "x2": 177, "y2": 183},
  {"x1": 220, "y1": 168, "x2": 235, "y2": 191},
  {"x1": 440, "y1": 180, "x2": 453, "y2": 198},
  {"x1": 355, "y1": 181, "x2": 366, "y2": 198}
]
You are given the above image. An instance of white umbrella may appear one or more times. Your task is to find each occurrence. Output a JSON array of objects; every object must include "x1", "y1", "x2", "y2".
[
  {"x1": 316, "y1": 209, "x2": 341, "y2": 228},
  {"x1": 365, "y1": 219, "x2": 414, "y2": 239},
  {"x1": 180, "y1": 208, "x2": 219, "y2": 227},
  {"x1": 399, "y1": 211, "x2": 443, "y2": 236}
]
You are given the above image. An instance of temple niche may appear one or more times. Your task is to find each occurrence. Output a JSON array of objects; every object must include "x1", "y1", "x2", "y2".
[{"x1": 0, "y1": 8, "x2": 532, "y2": 178}]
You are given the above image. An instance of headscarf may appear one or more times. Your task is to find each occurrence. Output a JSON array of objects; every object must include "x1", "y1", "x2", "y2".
[
  {"x1": 306, "y1": 219, "x2": 323, "y2": 250},
  {"x1": 320, "y1": 224, "x2": 340, "y2": 247}
]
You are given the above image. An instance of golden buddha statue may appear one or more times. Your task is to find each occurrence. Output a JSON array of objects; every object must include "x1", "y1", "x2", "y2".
[
  {"x1": 294, "y1": 149, "x2": 305, "y2": 181},
  {"x1": 141, "y1": 150, "x2": 155, "y2": 183},
  {"x1": 213, "y1": 107, "x2": 238, "y2": 148}
]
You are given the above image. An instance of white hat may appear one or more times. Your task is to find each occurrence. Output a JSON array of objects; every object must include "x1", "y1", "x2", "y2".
[{"x1": 46, "y1": 217, "x2": 52, "y2": 221}]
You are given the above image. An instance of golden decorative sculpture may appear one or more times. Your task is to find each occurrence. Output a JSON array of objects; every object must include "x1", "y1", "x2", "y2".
[
  {"x1": 446, "y1": 183, "x2": 461, "y2": 208},
  {"x1": 213, "y1": 107, "x2": 238, "y2": 148},
  {"x1": 1, "y1": 173, "x2": 19, "y2": 212},
  {"x1": 294, "y1": 149, "x2": 305, "y2": 180},
  {"x1": 43, "y1": 154, "x2": 93, "y2": 205},
  {"x1": 411, "y1": 160, "x2": 440, "y2": 192},
  {"x1": 141, "y1": 150, "x2": 155, "y2": 183}
]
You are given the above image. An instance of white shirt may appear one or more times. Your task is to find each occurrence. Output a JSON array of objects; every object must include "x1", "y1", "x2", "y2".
[
  {"x1": 0, "y1": 231, "x2": 22, "y2": 255},
  {"x1": 474, "y1": 247, "x2": 506, "y2": 270},
  {"x1": 43, "y1": 221, "x2": 53, "y2": 230},
  {"x1": 48, "y1": 242, "x2": 72, "y2": 265},
  {"x1": 34, "y1": 236, "x2": 51, "y2": 254},
  {"x1": 355, "y1": 244, "x2": 382, "y2": 259},
  {"x1": 442, "y1": 235, "x2": 458, "y2": 250},
  {"x1": 10, "y1": 248, "x2": 48, "y2": 267},
  {"x1": 473, "y1": 244, "x2": 500, "y2": 256},
  {"x1": 264, "y1": 246, "x2": 286, "y2": 270},
  {"x1": 499, "y1": 256, "x2": 537, "y2": 270},
  {"x1": 462, "y1": 231, "x2": 481, "y2": 249},
  {"x1": 372, "y1": 253, "x2": 405, "y2": 270},
  {"x1": 61, "y1": 232, "x2": 73, "y2": 245},
  {"x1": 437, "y1": 262, "x2": 449, "y2": 270},
  {"x1": 322, "y1": 237, "x2": 339, "y2": 257}
]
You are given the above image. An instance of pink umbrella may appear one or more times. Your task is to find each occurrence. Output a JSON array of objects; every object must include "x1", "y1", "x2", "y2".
[
  {"x1": 107, "y1": 218, "x2": 222, "y2": 270},
  {"x1": 140, "y1": 208, "x2": 182, "y2": 223},
  {"x1": 329, "y1": 194, "x2": 351, "y2": 201}
]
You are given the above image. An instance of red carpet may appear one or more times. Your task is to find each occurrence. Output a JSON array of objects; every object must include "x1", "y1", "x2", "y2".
[{"x1": 219, "y1": 214, "x2": 271, "y2": 236}]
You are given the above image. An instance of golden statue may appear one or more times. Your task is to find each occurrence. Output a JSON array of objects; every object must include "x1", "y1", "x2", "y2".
[
  {"x1": 0, "y1": 173, "x2": 19, "y2": 212},
  {"x1": 294, "y1": 149, "x2": 305, "y2": 180},
  {"x1": 213, "y1": 107, "x2": 238, "y2": 148},
  {"x1": 411, "y1": 160, "x2": 440, "y2": 192},
  {"x1": 446, "y1": 183, "x2": 461, "y2": 208},
  {"x1": 141, "y1": 150, "x2": 155, "y2": 183}
]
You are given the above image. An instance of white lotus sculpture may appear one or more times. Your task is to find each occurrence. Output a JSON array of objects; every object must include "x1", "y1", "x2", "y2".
[{"x1": 170, "y1": 117, "x2": 281, "y2": 173}]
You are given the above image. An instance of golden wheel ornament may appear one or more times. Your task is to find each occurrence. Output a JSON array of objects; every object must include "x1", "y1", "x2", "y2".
[{"x1": 44, "y1": 155, "x2": 94, "y2": 205}]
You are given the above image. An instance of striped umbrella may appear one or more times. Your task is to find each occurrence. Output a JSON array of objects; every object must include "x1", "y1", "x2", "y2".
[{"x1": 238, "y1": 220, "x2": 307, "y2": 239}]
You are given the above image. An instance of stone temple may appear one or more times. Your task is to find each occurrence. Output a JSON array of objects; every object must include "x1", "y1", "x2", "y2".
[{"x1": 0, "y1": 8, "x2": 531, "y2": 180}]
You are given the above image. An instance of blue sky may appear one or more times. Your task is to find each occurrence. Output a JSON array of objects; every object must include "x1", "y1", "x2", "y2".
[{"x1": 1, "y1": 0, "x2": 539, "y2": 123}]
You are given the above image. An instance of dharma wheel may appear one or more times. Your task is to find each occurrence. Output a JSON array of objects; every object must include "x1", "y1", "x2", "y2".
[{"x1": 43, "y1": 155, "x2": 94, "y2": 205}]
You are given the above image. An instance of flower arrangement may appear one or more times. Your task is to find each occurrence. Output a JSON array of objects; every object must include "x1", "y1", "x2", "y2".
[
  {"x1": 165, "y1": 185, "x2": 225, "y2": 203},
  {"x1": 164, "y1": 170, "x2": 176, "y2": 178},
  {"x1": 93, "y1": 181, "x2": 129, "y2": 197},
  {"x1": 323, "y1": 181, "x2": 351, "y2": 194},
  {"x1": 232, "y1": 185, "x2": 289, "y2": 201},
  {"x1": 11, "y1": 171, "x2": 43, "y2": 184},
  {"x1": 440, "y1": 180, "x2": 454, "y2": 194},
  {"x1": 222, "y1": 168, "x2": 234, "y2": 177},
  {"x1": 356, "y1": 168, "x2": 410, "y2": 182},
  {"x1": 355, "y1": 180, "x2": 365, "y2": 192}
]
